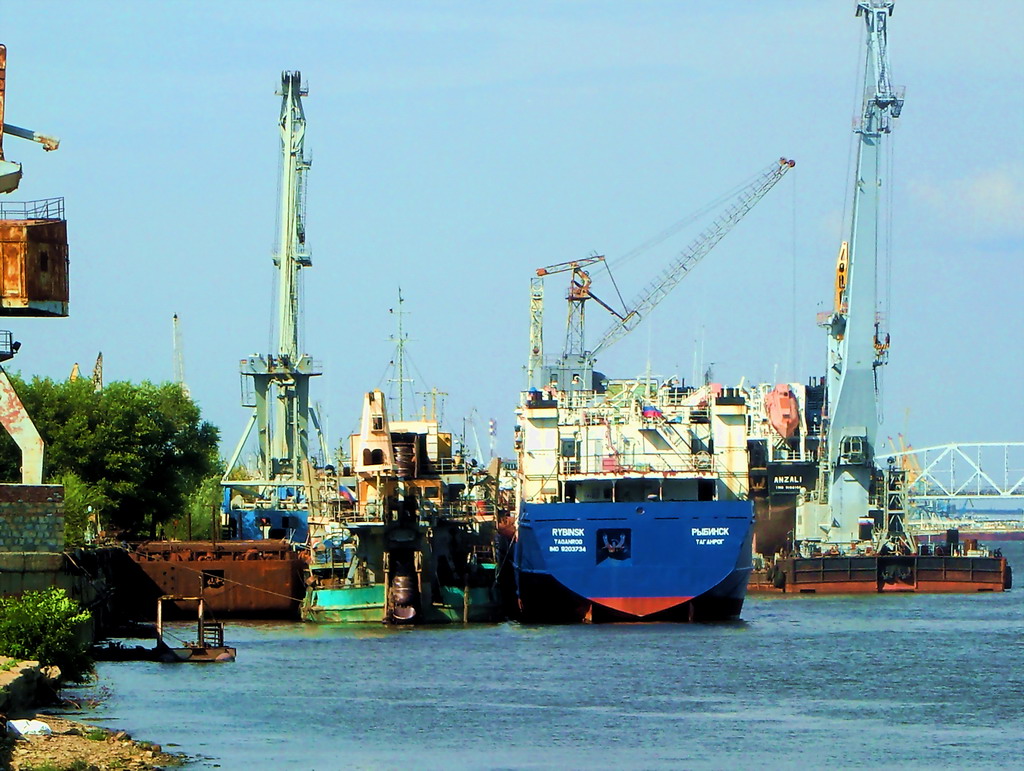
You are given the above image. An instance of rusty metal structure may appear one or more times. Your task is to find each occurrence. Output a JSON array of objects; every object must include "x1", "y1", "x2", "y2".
[
  {"x1": 0, "y1": 43, "x2": 67, "y2": 485},
  {"x1": 124, "y1": 540, "x2": 305, "y2": 618},
  {"x1": 0, "y1": 200, "x2": 68, "y2": 318}
]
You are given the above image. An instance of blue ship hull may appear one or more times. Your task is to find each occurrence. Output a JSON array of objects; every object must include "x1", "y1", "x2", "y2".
[{"x1": 513, "y1": 500, "x2": 754, "y2": 622}]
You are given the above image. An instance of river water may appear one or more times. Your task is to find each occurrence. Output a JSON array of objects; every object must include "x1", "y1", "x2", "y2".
[{"x1": 70, "y1": 543, "x2": 1024, "y2": 770}]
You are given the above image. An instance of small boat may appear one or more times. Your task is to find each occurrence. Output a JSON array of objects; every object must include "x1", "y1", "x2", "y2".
[{"x1": 155, "y1": 595, "x2": 236, "y2": 663}]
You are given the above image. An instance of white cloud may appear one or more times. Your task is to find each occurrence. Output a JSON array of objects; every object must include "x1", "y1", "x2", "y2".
[{"x1": 910, "y1": 164, "x2": 1024, "y2": 237}]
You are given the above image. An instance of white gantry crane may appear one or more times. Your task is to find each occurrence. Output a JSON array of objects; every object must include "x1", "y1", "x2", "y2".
[
  {"x1": 800, "y1": 1, "x2": 904, "y2": 544},
  {"x1": 222, "y1": 72, "x2": 323, "y2": 543}
]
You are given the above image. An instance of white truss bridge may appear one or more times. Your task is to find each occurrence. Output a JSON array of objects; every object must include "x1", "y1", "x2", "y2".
[{"x1": 876, "y1": 442, "x2": 1024, "y2": 501}]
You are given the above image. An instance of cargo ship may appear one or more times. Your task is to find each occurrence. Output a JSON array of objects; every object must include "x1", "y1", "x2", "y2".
[
  {"x1": 512, "y1": 361, "x2": 755, "y2": 623},
  {"x1": 301, "y1": 390, "x2": 502, "y2": 624},
  {"x1": 505, "y1": 155, "x2": 795, "y2": 623},
  {"x1": 744, "y1": 380, "x2": 1011, "y2": 594}
]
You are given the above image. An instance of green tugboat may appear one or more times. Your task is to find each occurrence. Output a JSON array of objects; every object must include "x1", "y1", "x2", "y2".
[{"x1": 301, "y1": 389, "x2": 502, "y2": 624}]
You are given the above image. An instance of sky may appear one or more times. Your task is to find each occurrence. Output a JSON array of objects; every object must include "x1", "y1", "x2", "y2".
[{"x1": 2, "y1": 0, "x2": 1021, "y2": 465}]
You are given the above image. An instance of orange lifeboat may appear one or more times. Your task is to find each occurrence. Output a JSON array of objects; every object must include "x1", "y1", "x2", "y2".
[{"x1": 765, "y1": 384, "x2": 800, "y2": 439}]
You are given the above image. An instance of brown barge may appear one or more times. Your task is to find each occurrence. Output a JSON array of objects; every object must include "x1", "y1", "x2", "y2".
[
  {"x1": 750, "y1": 550, "x2": 1010, "y2": 594},
  {"x1": 120, "y1": 540, "x2": 305, "y2": 619}
]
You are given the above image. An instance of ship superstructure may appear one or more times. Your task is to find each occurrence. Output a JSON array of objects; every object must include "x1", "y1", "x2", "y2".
[{"x1": 745, "y1": 379, "x2": 826, "y2": 557}]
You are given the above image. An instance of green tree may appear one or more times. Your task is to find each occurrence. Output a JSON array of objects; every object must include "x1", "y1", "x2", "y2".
[
  {"x1": 56, "y1": 471, "x2": 110, "y2": 548},
  {"x1": 0, "y1": 588, "x2": 93, "y2": 682},
  {"x1": 0, "y1": 375, "x2": 219, "y2": 539},
  {"x1": 161, "y1": 468, "x2": 225, "y2": 540}
]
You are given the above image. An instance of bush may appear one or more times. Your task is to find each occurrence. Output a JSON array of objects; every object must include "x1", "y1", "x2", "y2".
[{"x1": 0, "y1": 588, "x2": 93, "y2": 682}]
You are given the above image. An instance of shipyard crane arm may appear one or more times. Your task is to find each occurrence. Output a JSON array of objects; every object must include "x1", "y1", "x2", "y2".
[
  {"x1": 856, "y1": 1, "x2": 903, "y2": 135},
  {"x1": 0, "y1": 46, "x2": 60, "y2": 155},
  {"x1": 591, "y1": 157, "x2": 795, "y2": 356},
  {"x1": 1, "y1": 123, "x2": 59, "y2": 152},
  {"x1": 535, "y1": 255, "x2": 607, "y2": 278},
  {"x1": 1, "y1": 44, "x2": 60, "y2": 195},
  {"x1": 537, "y1": 255, "x2": 627, "y2": 320}
]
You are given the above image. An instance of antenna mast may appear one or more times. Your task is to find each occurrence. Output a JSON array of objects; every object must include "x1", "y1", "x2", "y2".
[{"x1": 388, "y1": 289, "x2": 414, "y2": 420}]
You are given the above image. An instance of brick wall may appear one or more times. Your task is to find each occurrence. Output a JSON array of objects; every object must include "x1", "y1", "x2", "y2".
[{"x1": 0, "y1": 484, "x2": 64, "y2": 553}]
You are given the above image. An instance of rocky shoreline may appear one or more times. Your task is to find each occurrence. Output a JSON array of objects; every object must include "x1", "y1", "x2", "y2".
[
  {"x1": 1, "y1": 657, "x2": 186, "y2": 770},
  {"x1": 3, "y1": 712, "x2": 185, "y2": 770}
]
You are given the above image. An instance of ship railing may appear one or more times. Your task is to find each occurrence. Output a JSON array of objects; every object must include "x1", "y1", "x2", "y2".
[
  {"x1": 433, "y1": 457, "x2": 466, "y2": 474},
  {"x1": 573, "y1": 451, "x2": 718, "y2": 475},
  {"x1": 560, "y1": 391, "x2": 597, "y2": 410},
  {"x1": 689, "y1": 408, "x2": 710, "y2": 424}
]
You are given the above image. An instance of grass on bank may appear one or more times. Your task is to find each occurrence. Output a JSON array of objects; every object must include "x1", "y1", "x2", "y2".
[{"x1": 0, "y1": 588, "x2": 93, "y2": 682}]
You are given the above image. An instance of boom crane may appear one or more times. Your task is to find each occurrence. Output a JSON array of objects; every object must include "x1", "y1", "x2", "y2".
[
  {"x1": 802, "y1": 1, "x2": 903, "y2": 545},
  {"x1": 528, "y1": 157, "x2": 794, "y2": 394},
  {"x1": 592, "y1": 157, "x2": 794, "y2": 356},
  {"x1": 529, "y1": 255, "x2": 627, "y2": 389},
  {"x1": 537, "y1": 256, "x2": 625, "y2": 359}
]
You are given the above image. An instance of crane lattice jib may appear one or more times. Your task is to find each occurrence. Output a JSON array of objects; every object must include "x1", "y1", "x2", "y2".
[
  {"x1": 857, "y1": 1, "x2": 903, "y2": 134},
  {"x1": 591, "y1": 158, "x2": 795, "y2": 356}
]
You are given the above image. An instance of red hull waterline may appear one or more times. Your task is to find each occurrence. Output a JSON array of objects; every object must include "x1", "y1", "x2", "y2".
[{"x1": 592, "y1": 596, "x2": 694, "y2": 617}]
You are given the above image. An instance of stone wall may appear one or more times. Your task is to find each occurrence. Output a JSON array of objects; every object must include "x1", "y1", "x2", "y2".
[{"x1": 0, "y1": 484, "x2": 64, "y2": 553}]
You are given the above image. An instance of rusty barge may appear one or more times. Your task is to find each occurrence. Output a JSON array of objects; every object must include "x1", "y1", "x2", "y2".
[
  {"x1": 748, "y1": 549, "x2": 1010, "y2": 595},
  {"x1": 118, "y1": 540, "x2": 305, "y2": 619}
]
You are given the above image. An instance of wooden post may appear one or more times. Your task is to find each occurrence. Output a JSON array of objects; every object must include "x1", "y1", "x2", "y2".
[{"x1": 155, "y1": 599, "x2": 164, "y2": 647}]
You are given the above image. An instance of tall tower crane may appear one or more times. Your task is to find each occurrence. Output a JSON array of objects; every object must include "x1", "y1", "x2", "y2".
[
  {"x1": 805, "y1": 1, "x2": 903, "y2": 544},
  {"x1": 222, "y1": 71, "x2": 322, "y2": 542},
  {"x1": 172, "y1": 313, "x2": 189, "y2": 397},
  {"x1": 528, "y1": 157, "x2": 794, "y2": 391}
]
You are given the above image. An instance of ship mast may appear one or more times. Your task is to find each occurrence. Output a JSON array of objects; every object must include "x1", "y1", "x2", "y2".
[
  {"x1": 818, "y1": 1, "x2": 903, "y2": 542},
  {"x1": 388, "y1": 289, "x2": 414, "y2": 421}
]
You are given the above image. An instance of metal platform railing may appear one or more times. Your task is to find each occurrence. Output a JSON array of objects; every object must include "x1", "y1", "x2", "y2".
[{"x1": 0, "y1": 197, "x2": 64, "y2": 220}]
